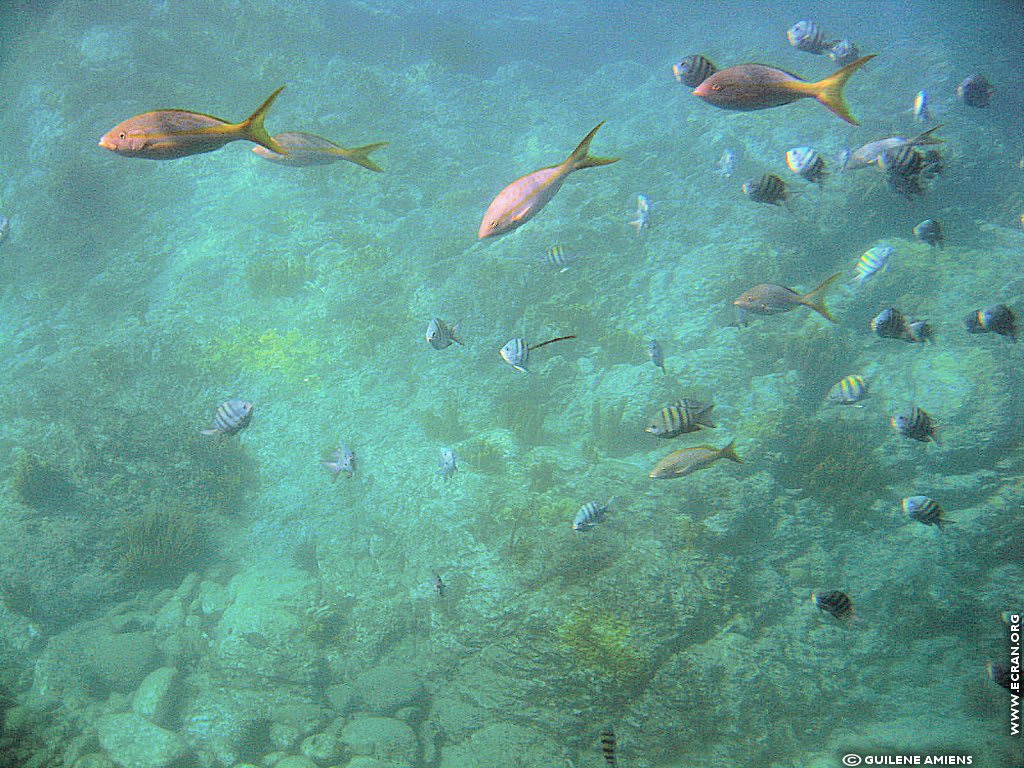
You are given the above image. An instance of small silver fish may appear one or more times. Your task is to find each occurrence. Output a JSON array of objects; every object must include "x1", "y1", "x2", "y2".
[
  {"x1": 0, "y1": 215, "x2": 9, "y2": 244},
  {"x1": 572, "y1": 499, "x2": 612, "y2": 531},
  {"x1": 438, "y1": 448, "x2": 458, "y2": 481},
  {"x1": 426, "y1": 317, "x2": 463, "y2": 350},
  {"x1": 323, "y1": 443, "x2": 356, "y2": 479},
  {"x1": 851, "y1": 243, "x2": 894, "y2": 286},
  {"x1": 499, "y1": 338, "x2": 529, "y2": 372},
  {"x1": 911, "y1": 90, "x2": 930, "y2": 122},
  {"x1": 645, "y1": 339, "x2": 666, "y2": 374},
  {"x1": 673, "y1": 54, "x2": 717, "y2": 87},
  {"x1": 717, "y1": 148, "x2": 736, "y2": 178},
  {"x1": 787, "y1": 19, "x2": 833, "y2": 55},
  {"x1": 828, "y1": 40, "x2": 860, "y2": 67},
  {"x1": 913, "y1": 219, "x2": 943, "y2": 248},
  {"x1": 202, "y1": 399, "x2": 253, "y2": 437},
  {"x1": 629, "y1": 194, "x2": 651, "y2": 233},
  {"x1": 431, "y1": 573, "x2": 446, "y2": 597}
]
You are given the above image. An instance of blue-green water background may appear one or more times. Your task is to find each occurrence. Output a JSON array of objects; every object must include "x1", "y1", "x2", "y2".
[{"x1": 0, "y1": 1, "x2": 1022, "y2": 766}]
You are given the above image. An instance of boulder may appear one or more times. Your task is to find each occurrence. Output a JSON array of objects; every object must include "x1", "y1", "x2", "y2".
[{"x1": 96, "y1": 712, "x2": 189, "y2": 768}]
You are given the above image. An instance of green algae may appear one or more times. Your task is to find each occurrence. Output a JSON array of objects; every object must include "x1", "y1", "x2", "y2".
[{"x1": 556, "y1": 607, "x2": 650, "y2": 685}]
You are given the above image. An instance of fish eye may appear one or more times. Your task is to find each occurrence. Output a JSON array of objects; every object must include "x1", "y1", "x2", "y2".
[
  {"x1": 118, "y1": 132, "x2": 126, "y2": 140},
  {"x1": 489, "y1": 220, "x2": 498, "y2": 228},
  {"x1": 711, "y1": 83, "x2": 723, "y2": 92}
]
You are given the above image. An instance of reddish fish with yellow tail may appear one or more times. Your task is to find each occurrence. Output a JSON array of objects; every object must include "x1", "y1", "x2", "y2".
[
  {"x1": 99, "y1": 87, "x2": 288, "y2": 160},
  {"x1": 479, "y1": 122, "x2": 618, "y2": 239},
  {"x1": 692, "y1": 55, "x2": 875, "y2": 125}
]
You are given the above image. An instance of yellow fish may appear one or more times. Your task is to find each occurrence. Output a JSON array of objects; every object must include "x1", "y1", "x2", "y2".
[
  {"x1": 99, "y1": 87, "x2": 287, "y2": 160},
  {"x1": 648, "y1": 440, "x2": 742, "y2": 479},
  {"x1": 252, "y1": 132, "x2": 388, "y2": 171}
]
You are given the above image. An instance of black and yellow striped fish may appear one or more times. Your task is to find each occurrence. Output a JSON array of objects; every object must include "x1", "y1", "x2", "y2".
[
  {"x1": 812, "y1": 590, "x2": 855, "y2": 621},
  {"x1": 600, "y1": 727, "x2": 617, "y2": 767},
  {"x1": 825, "y1": 375, "x2": 869, "y2": 406},
  {"x1": 902, "y1": 496, "x2": 950, "y2": 529},
  {"x1": 645, "y1": 399, "x2": 716, "y2": 438}
]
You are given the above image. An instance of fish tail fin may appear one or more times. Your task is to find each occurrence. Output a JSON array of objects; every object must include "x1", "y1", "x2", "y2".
[
  {"x1": 699, "y1": 404, "x2": 716, "y2": 428},
  {"x1": 451, "y1": 321, "x2": 464, "y2": 345},
  {"x1": 240, "y1": 86, "x2": 287, "y2": 154},
  {"x1": 802, "y1": 272, "x2": 841, "y2": 323},
  {"x1": 720, "y1": 439, "x2": 742, "y2": 464},
  {"x1": 333, "y1": 141, "x2": 389, "y2": 172},
  {"x1": 811, "y1": 54, "x2": 876, "y2": 125},
  {"x1": 909, "y1": 124, "x2": 945, "y2": 146},
  {"x1": 567, "y1": 122, "x2": 619, "y2": 171}
]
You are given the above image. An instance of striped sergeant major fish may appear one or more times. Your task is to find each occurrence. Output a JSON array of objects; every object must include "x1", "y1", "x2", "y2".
[
  {"x1": 572, "y1": 499, "x2": 613, "y2": 531},
  {"x1": 851, "y1": 243, "x2": 894, "y2": 286},
  {"x1": 812, "y1": 590, "x2": 856, "y2": 622},
  {"x1": 499, "y1": 335, "x2": 576, "y2": 372},
  {"x1": 825, "y1": 375, "x2": 869, "y2": 406},
  {"x1": 891, "y1": 406, "x2": 940, "y2": 444},
  {"x1": 645, "y1": 339, "x2": 666, "y2": 374},
  {"x1": 600, "y1": 726, "x2": 618, "y2": 767},
  {"x1": 629, "y1": 194, "x2": 651, "y2": 233},
  {"x1": 541, "y1": 245, "x2": 577, "y2": 272},
  {"x1": 426, "y1": 317, "x2": 463, "y2": 350},
  {"x1": 645, "y1": 399, "x2": 716, "y2": 438},
  {"x1": 902, "y1": 495, "x2": 951, "y2": 529},
  {"x1": 202, "y1": 399, "x2": 253, "y2": 438}
]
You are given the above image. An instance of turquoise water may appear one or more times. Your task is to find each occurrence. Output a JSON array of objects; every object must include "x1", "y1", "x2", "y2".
[{"x1": 0, "y1": 1, "x2": 1022, "y2": 766}]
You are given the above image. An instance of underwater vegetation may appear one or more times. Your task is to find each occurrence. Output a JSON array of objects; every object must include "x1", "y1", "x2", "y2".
[
  {"x1": 11, "y1": 451, "x2": 77, "y2": 512},
  {"x1": 460, "y1": 436, "x2": 508, "y2": 475},
  {"x1": 414, "y1": 400, "x2": 468, "y2": 443},
  {"x1": 244, "y1": 250, "x2": 317, "y2": 298},
  {"x1": 555, "y1": 607, "x2": 650, "y2": 687},
  {"x1": 200, "y1": 326, "x2": 324, "y2": 382},
  {"x1": 114, "y1": 506, "x2": 207, "y2": 586}
]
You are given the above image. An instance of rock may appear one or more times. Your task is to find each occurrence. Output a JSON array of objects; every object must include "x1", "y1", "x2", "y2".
[
  {"x1": 82, "y1": 632, "x2": 160, "y2": 694},
  {"x1": 325, "y1": 683, "x2": 356, "y2": 716},
  {"x1": 131, "y1": 667, "x2": 178, "y2": 726},
  {"x1": 71, "y1": 754, "x2": 118, "y2": 768},
  {"x1": 340, "y1": 716, "x2": 418, "y2": 764},
  {"x1": 96, "y1": 712, "x2": 190, "y2": 768},
  {"x1": 299, "y1": 731, "x2": 341, "y2": 762},
  {"x1": 438, "y1": 722, "x2": 569, "y2": 768},
  {"x1": 272, "y1": 757, "x2": 317, "y2": 768},
  {"x1": 343, "y1": 759, "x2": 413, "y2": 768},
  {"x1": 354, "y1": 668, "x2": 424, "y2": 714}
]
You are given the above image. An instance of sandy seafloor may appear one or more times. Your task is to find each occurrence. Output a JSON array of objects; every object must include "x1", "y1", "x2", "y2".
[{"x1": 0, "y1": 1, "x2": 1022, "y2": 766}]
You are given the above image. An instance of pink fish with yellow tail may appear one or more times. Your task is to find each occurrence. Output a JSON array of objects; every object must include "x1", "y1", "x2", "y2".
[
  {"x1": 99, "y1": 86, "x2": 287, "y2": 160},
  {"x1": 478, "y1": 121, "x2": 618, "y2": 239}
]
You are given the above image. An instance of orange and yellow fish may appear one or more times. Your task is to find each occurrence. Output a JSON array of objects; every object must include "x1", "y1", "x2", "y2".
[
  {"x1": 692, "y1": 55, "x2": 875, "y2": 125},
  {"x1": 252, "y1": 132, "x2": 388, "y2": 171},
  {"x1": 478, "y1": 122, "x2": 618, "y2": 239},
  {"x1": 99, "y1": 87, "x2": 287, "y2": 160}
]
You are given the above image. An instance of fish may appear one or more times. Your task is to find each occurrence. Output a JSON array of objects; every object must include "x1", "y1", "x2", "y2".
[
  {"x1": 733, "y1": 273, "x2": 840, "y2": 324},
  {"x1": 825, "y1": 375, "x2": 869, "y2": 406},
  {"x1": 499, "y1": 335, "x2": 576, "y2": 372},
  {"x1": 911, "y1": 90, "x2": 931, "y2": 122},
  {"x1": 957, "y1": 74, "x2": 994, "y2": 108},
  {"x1": 323, "y1": 443, "x2": 356, "y2": 480},
  {"x1": 987, "y1": 661, "x2": 1015, "y2": 693},
  {"x1": 1000, "y1": 611, "x2": 1021, "y2": 626},
  {"x1": 870, "y1": 307, "x2": 908, "y2": 339},
  {"x1": 645, "y1": 339, "x2": 666, "y2": 374},
  {"x1": 851, "y1": 243, "x2": 894, "y2": 286},
  {"x1": 425, "y1": 317, "x2": 463, "y2": 350},
  {"x1": 0, "y1": 215, "x2": 8, "y2": 244},
  {"x1": 201, "y1": 399, "x2": 253, "y2": 437},
  {"x1": 904, "y1": 320, "x2": 934, "y2": 344},
  {"x1": 717, "y1": 148, "x2": 736, "y2": 178},
  {"x1": 827, "y1": 40, "x2": 861, "y2": 67},
  {"x1": 965, "y1": 304, "x2": 1018, "y2": 341},
  {"x1": 902, "y1": 495, "x2": 950, "y2": 529},
  {"x1": 478, "y1": 122, "x2": 619, "y2": 239},
  {"x1": 913, "y1": 219, "x2": 943, "y2": 248},
  {"x1": 645, "y1": 399, "x2": 716, "y2": 438},
  {"x1": 786, "y1": 19, "x2": 834, "y2": 55},
  {"x1": 811, "y1": 590, "x2": 855, "y2": 622},
  {"x1": 840, "y1": 125, "x2": 944, "y2": 172},
  {"x1": 629, "y1": 194, "x2": 651, "y2": 233},
  {"x1": 431, "y1": 573, "x2": 446, "y2": 597},
  {"x1": 600, "y1": 727, "x2": 618, "y2": 767},
  {"x1": 648, "y1": 439, "x2": 741, "y2": 480},
  {"x1": 891, "y1": 406, "x2": 940, "y2": 444},
  {"x1": 99, "y1": 86, "x2": 287, "y2": 160},
  {"x1": 438, "y1": 448, "x2": 458, "y2": 482},
  {"x1": 691, "y1": 55, "x2": 875, "y2": 125},
  {"x1": 673, "y1": 55, "x2": 717, "y2": 88},
  {"x1": 541, "y1": 245, "x2": 577, "y2": 272},
  {"x1": 785, "y1": 146, "x2": 827, "y2": 183},
  {"x1": 252, "y1": 132, "x2": 387, "y2": 171},
  {"x1": 572, "y1": 499, "x2": 612, "y2": 531},
  {"x1": 742, "y1": 173, "x2": 790, "y2": 205}
]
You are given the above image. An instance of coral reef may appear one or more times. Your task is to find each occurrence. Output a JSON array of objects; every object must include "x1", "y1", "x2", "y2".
[
  {"x1": 201, "y1": 326, "x2": 324, "y2": 382},
  {"x1": 555, "y1": 607, "x2": 650, "y2": 686}
]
